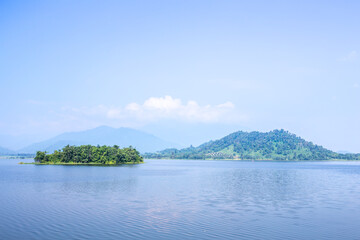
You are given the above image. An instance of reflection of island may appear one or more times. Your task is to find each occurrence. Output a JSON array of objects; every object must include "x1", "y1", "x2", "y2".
[{"x1": 33, "y1": 145, "x2": 143, "y2": 165}]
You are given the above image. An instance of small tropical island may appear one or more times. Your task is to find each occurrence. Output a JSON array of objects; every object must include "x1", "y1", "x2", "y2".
[{"x1": 31, "y1": 145, "x2": 143, "y2": 165}]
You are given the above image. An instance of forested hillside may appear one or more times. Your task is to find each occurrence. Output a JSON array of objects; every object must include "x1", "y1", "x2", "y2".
[{"x1": 144, "y1": 130, "x2": 360, "y2": 160}]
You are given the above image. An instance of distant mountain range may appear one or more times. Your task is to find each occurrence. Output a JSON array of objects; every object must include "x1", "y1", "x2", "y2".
[
  {"x1": 17, "y1": 126, "x2": 178, "y2": 154},
  {"x1": 144, "y1": 129, "x2": 360, "y2": 160},
  {"x1": 0, "y1": 146, "x2": 15, "y2": 155},
  {"x1": 0, "y1": 134, "x2": 46, "y2": 150}
]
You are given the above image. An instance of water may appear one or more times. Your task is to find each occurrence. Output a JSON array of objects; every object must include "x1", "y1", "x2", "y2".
[{"x1": 1, "y1": 159, "x2": 360, "y2": 240}]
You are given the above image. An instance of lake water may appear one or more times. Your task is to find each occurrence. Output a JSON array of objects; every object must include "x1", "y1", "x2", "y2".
[{"x1": 1, "y1": 159, "x2": 360, "y2": 239}]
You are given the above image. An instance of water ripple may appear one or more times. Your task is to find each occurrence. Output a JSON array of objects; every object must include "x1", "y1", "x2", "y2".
[{"x1": 1, "y1": 159, "x2": 360, "y2": 239}]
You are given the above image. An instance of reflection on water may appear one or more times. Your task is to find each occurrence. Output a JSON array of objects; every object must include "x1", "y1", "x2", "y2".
[{"x1": 1, "y1": 159, "x2": 360, "y2": 239}]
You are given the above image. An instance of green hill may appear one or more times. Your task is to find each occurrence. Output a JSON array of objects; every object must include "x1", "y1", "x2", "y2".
[{"x1": 144, "y1": 129, "x2": 360, "y2": 160}]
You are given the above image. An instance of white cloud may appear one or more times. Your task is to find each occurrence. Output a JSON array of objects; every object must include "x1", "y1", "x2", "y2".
[
  {"x1": 339, "y1": 51, "x2": 358, "y2": 62},
  {"x1": 28, "y1": 96, "x2": 248, "y2": 135},
  {"x1": 108, "y1": 96, "x2": 243, "y2": 123},
  {"x1": 354, "y1": 83, "x2": 359, "y2": 88},
  {"x1": 143, "y1": 96, "x2": 182, "y2": 111}
]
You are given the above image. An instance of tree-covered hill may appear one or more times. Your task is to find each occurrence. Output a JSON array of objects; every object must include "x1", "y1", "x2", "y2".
[{"x1": 144, "y1": 129, "x2": 360, "y2": 160}]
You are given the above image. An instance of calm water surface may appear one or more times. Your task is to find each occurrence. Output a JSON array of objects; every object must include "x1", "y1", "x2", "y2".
[{"x1": 1, "y1": 159, "x2": 360, "y2": 239}]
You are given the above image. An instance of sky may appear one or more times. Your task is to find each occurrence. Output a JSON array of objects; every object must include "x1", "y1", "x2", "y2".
[{"x1": 1, "y1": 0, "x2": 359, "y2": 152}]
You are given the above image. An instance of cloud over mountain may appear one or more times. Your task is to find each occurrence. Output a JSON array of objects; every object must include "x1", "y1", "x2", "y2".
[
  {"x1": 106, "y1": 96, "x2": 240, "y2": 123},
  {"x1": 61, "y1": 96, "x2": 246, "y2": 127}
]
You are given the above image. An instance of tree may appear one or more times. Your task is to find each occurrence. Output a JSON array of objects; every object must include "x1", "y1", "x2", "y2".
[{"x1": 34, "y1": 145, "x2": 143, "y2": 164}]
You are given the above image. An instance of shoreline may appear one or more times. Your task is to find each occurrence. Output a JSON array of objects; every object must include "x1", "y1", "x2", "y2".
[
  {"x1": 19, "y1": 162, "x2": 144, "y2": 166},
  {"x1": 15, "y1": 159, "x2": 360, "y2": 165},
  {"x1": 143, "y1": 158, "x2": 360, "y2": 162}
]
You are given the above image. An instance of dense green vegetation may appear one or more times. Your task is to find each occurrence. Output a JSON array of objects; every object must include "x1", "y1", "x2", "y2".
[
  {"x1": 144, "y1": 129, "x2": 360, "y2": 160},
  {"x1": 34, "y1": 145, "x2": 143, "y2": 165}
]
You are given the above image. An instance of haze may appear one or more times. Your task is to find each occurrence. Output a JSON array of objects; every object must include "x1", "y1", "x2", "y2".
[{"x1": 1, "y1": 0, "x2": 359, "y2": 152}]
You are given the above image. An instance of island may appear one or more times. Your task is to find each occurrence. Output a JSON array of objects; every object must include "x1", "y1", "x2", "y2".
[
  {"x1": 144, "y1": 129, "x2": 360, "y2": 161},
  {"x1": 32, "y1": 145, "x2": 143, "y2": 165}
]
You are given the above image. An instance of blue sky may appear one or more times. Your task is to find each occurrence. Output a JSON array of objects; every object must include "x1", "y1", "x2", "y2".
[{"x1": 1, "y1": 0, "x2": 359, "y2": 152}]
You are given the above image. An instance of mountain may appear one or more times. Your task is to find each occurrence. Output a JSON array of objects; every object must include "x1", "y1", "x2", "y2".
[
  {"x1": 19, "y1": 126, "x2": 178, "y2": 154},
  {"x1": 337, "y1": 150, "x2": 352, "y2": 154},
  {"x1": 0, "y1": 146, "x2": 15, "y2": 155},
  {"x1": 144, "y1": 129, "x2": 360, "y2": 160},
  {"x1": 0, "y1": 134, "x2": 48, "y2": 150}
]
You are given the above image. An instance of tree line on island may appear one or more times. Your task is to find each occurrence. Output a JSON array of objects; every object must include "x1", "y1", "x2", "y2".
[
  {"x1": 32, "y1": 129, "x2": 360, "y2": 162},
  {"x1": 34, "y1": 145, "x2": 143, "y2": 164},
  {"x1": 144, "y1": 129, "x2": 360, "y2": 160}
]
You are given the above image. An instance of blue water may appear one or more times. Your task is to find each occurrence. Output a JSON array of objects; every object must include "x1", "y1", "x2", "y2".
[{"x1": 1, "y1": 159, "x2": 360, "y2": 239}]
